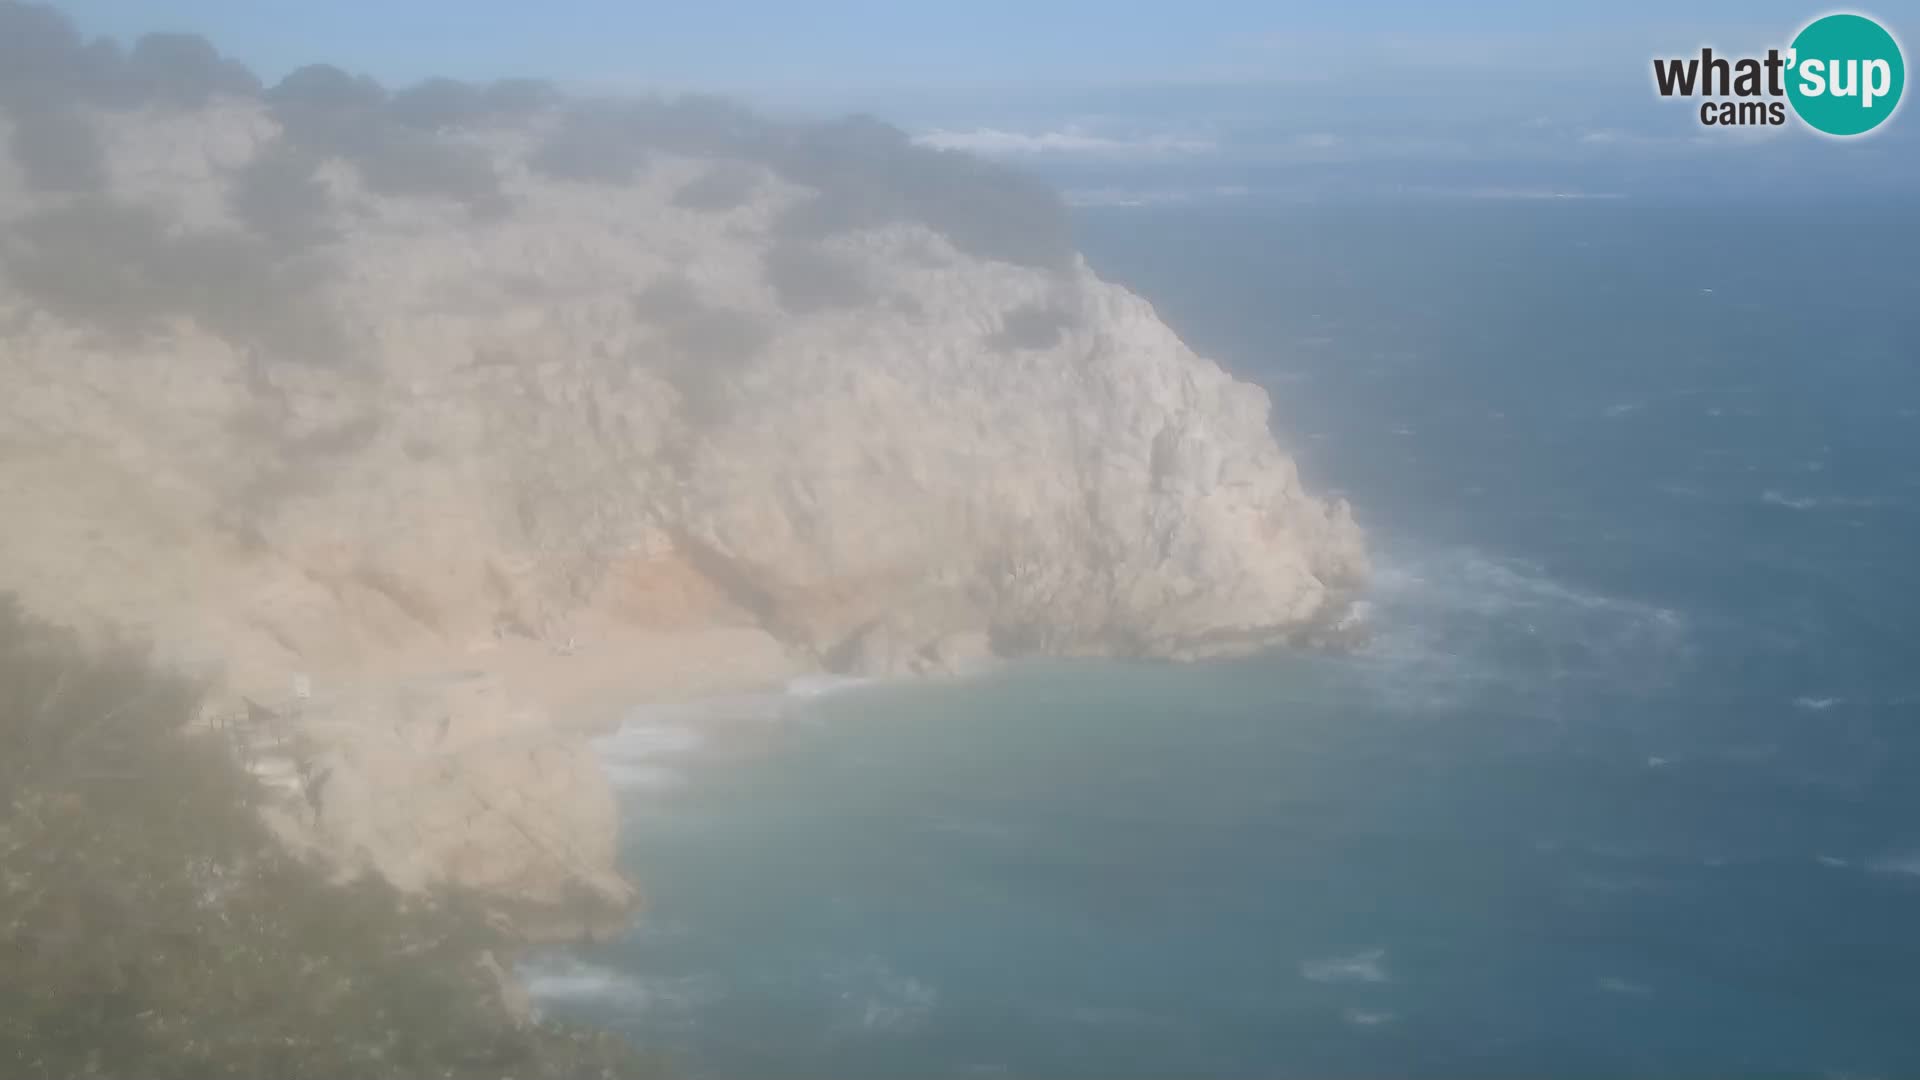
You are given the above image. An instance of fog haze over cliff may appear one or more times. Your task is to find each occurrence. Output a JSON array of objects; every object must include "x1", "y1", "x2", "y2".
[{"x1": 0, "y1": 0, "x2": 1363, "y2": 931}]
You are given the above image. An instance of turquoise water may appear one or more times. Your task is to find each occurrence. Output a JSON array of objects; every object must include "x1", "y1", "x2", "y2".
[{"x1": 534, "y1": 200, "x2": 1920, "y2": 1078}]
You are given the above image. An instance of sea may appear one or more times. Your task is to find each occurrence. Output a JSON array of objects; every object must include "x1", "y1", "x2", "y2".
[{"x1": 526, "y1": 196, "x2": 1920, "y2": 1078}]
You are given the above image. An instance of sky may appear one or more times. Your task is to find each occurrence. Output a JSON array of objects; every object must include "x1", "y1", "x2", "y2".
[
  {"x1": 43, "y1": 1, "x2": 1918, "y2": 204},
  {"x1": 50, "y1": 0, "x2": 1840, "y2": 94}
]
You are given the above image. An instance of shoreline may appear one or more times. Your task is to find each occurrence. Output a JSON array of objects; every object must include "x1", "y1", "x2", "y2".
[{"x1": 508, "y1": 661, "x2": 977, "y2": 1021}]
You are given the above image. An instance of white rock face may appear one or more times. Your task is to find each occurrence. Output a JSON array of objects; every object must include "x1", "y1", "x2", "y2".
[
  {"x1": 685, "y1": 263, "x2": 1367, "y2": 663},
  {"x1": 0, "y1": 99, "x2": 1365, "y2": 929}
]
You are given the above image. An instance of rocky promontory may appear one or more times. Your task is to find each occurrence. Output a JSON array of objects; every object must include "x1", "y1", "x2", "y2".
[{"x1": 0, "y1": 14, "x2": 1365, "y2": 934}]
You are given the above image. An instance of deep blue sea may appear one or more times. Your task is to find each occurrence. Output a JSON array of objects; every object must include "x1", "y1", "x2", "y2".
[{"x1": 531, "y1": 199, "x2": 1920, "y2": 1078}]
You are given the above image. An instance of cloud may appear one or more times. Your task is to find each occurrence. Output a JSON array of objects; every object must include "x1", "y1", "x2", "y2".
[
  {"x1": 1226, "y1": 21, "x2": 1792, "y2": 81},
  {"x1": 1577, "y1": 128, "x2": 1682, "y2": 147},
  {"x1": 1063, "y1": 185, "x2": 1250, "y2": 208},
  {"x1": 1461, "y1": 187, "x2": 1628, "y2": 200},
  {"x1": 912, "y1": 126, "x2": 1215, "y2": 158},
  {"x1": 1579, "y1": 125, "x2": 1789, "y2": 151}
]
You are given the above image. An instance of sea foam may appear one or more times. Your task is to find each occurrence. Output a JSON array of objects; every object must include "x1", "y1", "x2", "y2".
[
  {"x1": 786, "y1": 673, "x2": 882, "y2": 698},
  {"x1": 518, "y1": 955, "x2": 652, "y2": 1005},
  {"x1": 1301, "y1": 948, "x2": 1390, "y2": 984}
]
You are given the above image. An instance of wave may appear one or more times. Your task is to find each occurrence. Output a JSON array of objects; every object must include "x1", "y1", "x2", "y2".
[
  {"x1": 598, "y1": 717, "x2": 705, "y2": 754},
  {"x1": 518, "y1": 955, "x2": 651, "y2": 1005},
  {"x1": 1351, "y1": 544, "x2": 1690, "y2": 712},
  {"x1": 592, "y1": 672, "x2": 891, "y2": 792},
  {"x1": 1301, "y1": 948, "x2": 1390, "y2": 984},
  {"x1": 601, "y1": 761, "x2": 690, "y2": 791},
  {"x1": 592, "y1": 711, "x2": 708, "y2": 793},
  {"x1": 1795, "y1": 696, "x2": 1844, "y2": 712},
  {"x1": 592, "y1": 695, "x2": 772, "y2": 794},
  {"x1": 1368, "y1": 546, "x2": 1682, "y2": 625},
  {"x1": 1763, "y1": 490, "x2": 1901, "y2": 511},
  {"x1": 1867, "y1": 852, "x2": 1920, "y2": 877},
  {"x1": 824, "y1": 956, "x2": 939, "y2": 1035},
  {"x1": 518, "y1": 954, "x2": 723, "y2": 1027},
  {"x1": 786, "y1": 673, "x2": 882, "y2": 698}
]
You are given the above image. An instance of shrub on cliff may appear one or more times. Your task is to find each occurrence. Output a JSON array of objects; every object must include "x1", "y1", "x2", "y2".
[
  {"x1": 267, "y1": 63, "x2": 388, "y2": 126},
  {"x1": 267, "y1": 64, "x2": 502, "y2": 209},
  {"x1": 479, "y1": 78, "x2": 561, "y2": 118},
  {"x1": 122, "y1": 31, "x2": 260, "y2": 107},
  {"x1": 672, "y1": 162, "x2": 760, "y2": 212},
  {"x1": 3, "y1": 1, "x2": 1071, "y2": 267},
  {"x1": 387, "y1": 77, "x2": 487, "y2": 132},
  {"x1": 5, "y1": 102, "x2": 108, "y2": 193},
  {"x1": 389, "y1": 77, "x2": 557, "y2": 132},
  {"x1": 6, "y1": 200, "x2": 179, "y2": 333},
  {"x1": 762, "y1": 240, "x2": 874, "y2": 314},
  {"x1": 229, "y1": 138, "x2": 336, "y2": 250},
  {"x1": 628, "y1": 93, "x2": 773, "y2": 160},
  {"x1": 0, "y1": 2, "x2": 90, "y2": 105},
  {"x1": 5, "y1": 199, "x2": 341, "y2": 363},
  {"x1": 354, "y1": 128, "x2": 502, "y2": 206},
  {"x1": 0, "y1": 5, "x2": 257, "y2": 110},
  {"x1": 0, "y1": 597, "x2": 663, "y2": 1080},
  {"x1": 631, "y1": 274, "x2": 770, "y2": 420},
  {"x1": 529, "y1": 106, "x2": 650, "y2": 185},
  {"x1": 987, "y1": 302, "x2": 1075, "y2": 351},
  {"x1": 769, "y1": 115, "x2": 1073, "y2": 270}
]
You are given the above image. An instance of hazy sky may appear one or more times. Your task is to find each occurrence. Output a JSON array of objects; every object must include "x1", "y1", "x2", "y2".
[
  {"x1": 51, "y1": 0, "x2": 1833, "y2": 93},
  {"x1": 41, "y1": 1, "x2": 1914, "y2": 202}
]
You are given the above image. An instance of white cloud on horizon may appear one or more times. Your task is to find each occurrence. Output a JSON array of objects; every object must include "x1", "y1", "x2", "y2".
[
  {"x1": 1462, "y1": 187, "x2": 1629, "y2": 200},
  {"x1": 1064, "y1": 184, "x2": 1252, "y2": 208},
  {"x1": 1578, "y1": 128, "x2": 1678, "y2": 146},
  {"x1": 1223, "y1": 20, "x2": 1790, "y2": 81},
  {"x1": 912, "y1": 126, "x2": 1217, "y2": 158},
  {"x1": 1580, "y1": 124, "x2": 1792, "y2": 150}
]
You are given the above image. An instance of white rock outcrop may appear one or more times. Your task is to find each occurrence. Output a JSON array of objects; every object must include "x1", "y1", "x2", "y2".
[{"x1": 0, "y1": 99, "x2": 1365, "y2": 932}]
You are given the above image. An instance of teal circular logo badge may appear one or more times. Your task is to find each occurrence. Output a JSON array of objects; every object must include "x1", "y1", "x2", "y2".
[{"x1": 1787, "y1": 14, "x2": 1905, "y2": 136}]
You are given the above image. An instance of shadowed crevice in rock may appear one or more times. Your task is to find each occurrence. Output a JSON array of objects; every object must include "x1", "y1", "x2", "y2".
[
  {"x1": 987, "y1": 301, "x2": 1077, "y2": 351},
  {"x1": 660, "y1": 528, "x2": 800, "y2": 645}
]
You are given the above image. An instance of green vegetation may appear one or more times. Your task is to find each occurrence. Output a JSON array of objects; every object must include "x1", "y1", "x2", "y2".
[
  {"x1": 2, "y1": 0, "x2": 1074, "y2": 271},
  {"x1": 0, "y1": 598, "x2": 660, "y2": 1080}
]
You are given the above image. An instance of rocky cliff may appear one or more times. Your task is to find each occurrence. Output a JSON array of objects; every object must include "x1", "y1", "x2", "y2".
[{"x1": 0, "y1": 23, "x2": 1365, "y2": 934}]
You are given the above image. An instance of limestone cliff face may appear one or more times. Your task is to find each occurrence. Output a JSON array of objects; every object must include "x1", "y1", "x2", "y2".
[{"x1": 0, "y1": 98, "x2": 1365, "y2": 930}]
